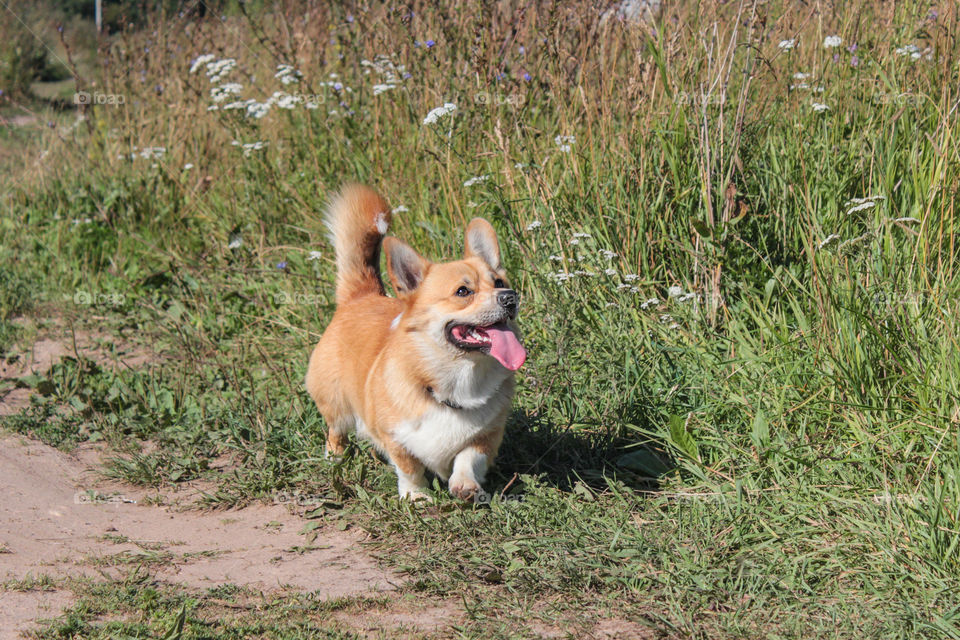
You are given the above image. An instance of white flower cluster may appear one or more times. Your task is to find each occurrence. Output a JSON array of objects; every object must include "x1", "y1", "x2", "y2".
[
  {"x1": 778, "y1": 39, "x2": 796, "y2": 50},
  {"x1": 811, "y1": 102, "x2": 830, "y2": 113},
  {"x1": 275, "y1": 64, "x2": 302, "y2": 85},
  {"x1": 391, "y1": 205, "x2": 409, "y2": 214},
  {"x1": 190, "y1": 55, "x2": 237, "y2": 83},
  {"x1": 823, "y1": 36, "x2": 842, "y2": 48},
  {"x1": 423, "y1": 102, "x2": 457, "y2": 125},
  {"x1": 231, "y1": 140, "x2": 268, "y2": 157},
  {"x1": 210, "y1": 83, "x2": 243, "y2": 103},
  {"x1": 129, "y1": 146, "x2": 166, "y2": 160},
  {"x1": 463, "y1": 174, "x2": 490, "y2": 187},
  {"x1": 895, "y1": 44, "x2": 931, "y2": 61},
  {"x1": 525, "y1": 220, "x2": 542, "y2": 231},
  {"x1": 362, "y1": 56, "x2": 407, "y2": 95},
  {"x1": 554, "y1": 135, "x2": 575, "y2": 153}
]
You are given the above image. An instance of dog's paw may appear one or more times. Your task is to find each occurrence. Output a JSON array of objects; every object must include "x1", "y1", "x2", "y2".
[{"x1": 449, "y1": 478, "x2": 482, "y2": 502}]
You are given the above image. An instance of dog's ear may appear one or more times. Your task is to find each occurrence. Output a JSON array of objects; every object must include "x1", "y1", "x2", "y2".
[
  {"x1": 463, "y1": 218, "x2": 501, "y2": 270},
  {"x1": 384, "y1": 237, "x2": 431, "y2": 296}
]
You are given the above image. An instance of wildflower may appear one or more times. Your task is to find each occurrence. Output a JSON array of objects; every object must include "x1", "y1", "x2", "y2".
[
  {"x1": 275, "y1": 64, "x2": 302, "y2": 84},
  {"x1": 270, "y1": 91, "x2": 300, "y2": 109},
  {"x1": 183, "y1": 163, "x2": 194, "y2": 170},
  {"x1": 425, "y1": 39, "x2": 436, "y2": 48},
  {"x1": 604, "y1": 268, "x2": 617, "y2": 276},
  {"x1": 423, "y1": 102, "x2": 457, "y2": 125},
  {"x1": 548, "y1": 255, "x2": 563, "y2": 262},
  {"x1": 463, "y1": 174, "x2": 491, "y2": 187},
  {"x1": 667, "y1": 285, "x2": 683, "y2": 297},
  {"x1": 391, "y1": 205, "x2": 409, "y2": 214},
  {"x1": 599, "y1": 250, "x2": 617, "y2": 260},
  {"x1": 232, "y1": 140, "x2": 268, "y2": 157},
  {"x1": 523, "y1": 72, "x2": 532, "y2": 82},
  {"x1": 793, "y1": 72, "x2": 811, "y2": 80},
  {"x1": 131, "y1": 146, "x2": 166, "y2": 160},
  {"x1": 894, "y1": 44, "x2": 923, "y2": 60},
  {"x1": 228, "y1": 235, "x2": 242, "y2": 249},
  {"x1": 277, "y1": 261, "x2": 288, "y2": 270},
  {"x1": 554, "y1": 135, "x2": 575, "y2": 153},
  {"x1": 205, "y1": 58, "x2": 237, "y2": 83},
  {"x1": 568, "y1": 238, "x2": 580, "y2": 246},
  {"x1": 811, "y1": 102, "x2": 830, "y2": 112},
  {"x1": 678, "y1": 292, "x2": 697, "y2": 303},
  {"x1": 778, "y1": 39, "x2": 796, "y2": 50},
  {"x1": 210, "y1": 83, "x2": 243, "y2": 102},
  {"x1": 605, "y1": 302, "x2": 618, "y2": 308},
  {"x1": 846, "y1": 201, "x2": 876, "y2": 215},
  {"x1": 616, "y1": 283, "x2": 632, "y2": 290},
  {"x1": 246, "y1": 101, "x2": 270, "y2": 119},
  {"x1": 640, "y1": 298, "x2": 659, "y2": 310},
  {"x1": 525, "y1": 220, "x2": 542, "y2": 231},
  {"x1": 308, "y1": 251, "x2": 322, "y2": 260},
  {"x1": 623, "y1": 274, "x2": 639, "y2": 282},
  {"x1": 790, "y1": 82, "x2": 810, "y2": 90},
  {"x1": 373, "y1": 83, "x2": 396, "y2": 95},
  {"x1": 823, "y1": 36, "x2": 842, "y2": 48},
  {"x1": 189, "y1": 53, "x2": 216, "y2": 74},
  {"x1": 851, "y1": 55, "x2": 860, "y2": 67},
  {"x1": 572, "y1": 232, "x2": 591, "y2": 239},
  {"x1": 817, "y1": 234, "x2": 840, "y2": 249},
  {"x1": 893, "y1": 217, "x2": 920, "y2": 224}
]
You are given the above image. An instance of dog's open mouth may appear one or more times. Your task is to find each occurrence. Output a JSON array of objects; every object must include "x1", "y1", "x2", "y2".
[{"x1": 446, "y1": 322, "x2": 527, "y2": 371}]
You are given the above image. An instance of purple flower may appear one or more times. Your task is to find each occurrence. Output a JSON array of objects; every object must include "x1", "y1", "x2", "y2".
[
  {"x1": 833, "y1": 53, "x2": 840, "y2": 63},
  {"x1": 425, "y1": 39, "x2": 435, "y2": 48},
  {"x1": 402, "y1": 72, "x2": 412, "y2": 79},
  {"x1": 346, "y1": 14, "x2": 354, "y2": 23},
  {"x1": 518, "y1": 46, "x2": 525, "y2": 54},
  {"x1": 277, "y1": 261, "x2": 288, "y2": 270},
  {"x1": 928, "y1": 9, "x2": 938, "y2": 20},
  {"x1": 850, "y1": 55, "x2": 860, "y2": 67},
  {"x1": 333, "y1": 82, "x2": 343, "y2": 91},
  {"x1": 523, "y1": 72, "x2": 531, "y2": 82},
  {"x1": 847, "y1": 43, "x2": 857, "y2": 53}
]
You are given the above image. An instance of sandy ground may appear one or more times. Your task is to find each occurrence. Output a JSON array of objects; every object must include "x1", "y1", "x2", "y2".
[
  {"x1": 0, "y1": 433, "x2": 403, "y2": 638},
  {"x1": 0, "y1": 327, "x2": 417, "y2": 637}
]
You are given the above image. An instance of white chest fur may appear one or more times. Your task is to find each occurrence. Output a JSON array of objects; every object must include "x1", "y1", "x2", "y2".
[{"x1": 392, "y1": 400, "x2": 505, "y2": 478}]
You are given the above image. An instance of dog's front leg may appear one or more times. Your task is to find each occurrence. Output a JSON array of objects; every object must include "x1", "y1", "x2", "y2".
[
  {"x1": 449, "y1": 446, "x2": 490, "y2": 502},
  {"x1": 389, "y1": 446, "x2": 431, "y2": 502}
]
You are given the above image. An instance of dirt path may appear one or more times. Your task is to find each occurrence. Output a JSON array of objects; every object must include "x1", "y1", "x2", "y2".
[{"x1": 0, "y1": 433, "x2": 402, "y2": 638}]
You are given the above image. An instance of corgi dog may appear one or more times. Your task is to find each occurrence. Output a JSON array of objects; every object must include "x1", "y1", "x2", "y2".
[{"x1": 305, "y1": 185, "x2": 526, "y2": 501}]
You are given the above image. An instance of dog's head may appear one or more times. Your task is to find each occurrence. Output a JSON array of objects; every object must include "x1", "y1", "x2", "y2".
[{"x1": 383, "y1": 218, "x2": 526, "y2": 371}]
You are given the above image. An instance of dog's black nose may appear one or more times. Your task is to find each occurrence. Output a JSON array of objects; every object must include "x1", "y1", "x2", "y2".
[{"x1": 497, "y1": 289, "x2": 519, "y2": 318}]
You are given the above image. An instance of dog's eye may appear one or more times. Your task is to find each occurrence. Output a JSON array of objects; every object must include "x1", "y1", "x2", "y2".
[
  {"x1": 455, "y1": 286, "x2": 473, "y2": 297},
  {"x1": 493, "y1": 278, "x2": 505, "y2": 289}
]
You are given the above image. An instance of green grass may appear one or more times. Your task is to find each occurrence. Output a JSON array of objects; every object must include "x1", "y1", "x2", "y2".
[{"x1": 2, "y1": 0, "x2": 960, "y2": 637}]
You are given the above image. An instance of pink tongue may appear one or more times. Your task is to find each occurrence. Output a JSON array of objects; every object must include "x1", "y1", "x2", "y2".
[{"x1": 485, "y1": 324, "x2": 527, "y2": 371}]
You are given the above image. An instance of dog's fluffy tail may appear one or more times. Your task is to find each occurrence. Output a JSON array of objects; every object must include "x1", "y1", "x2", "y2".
[{"x1": 324, "y1": 184, "x2": 392, "y2": 305}]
